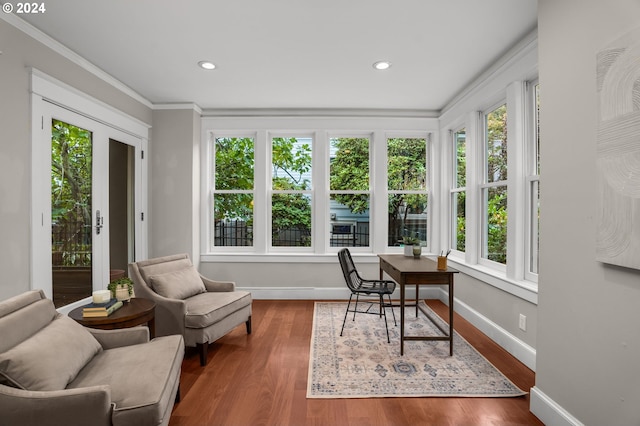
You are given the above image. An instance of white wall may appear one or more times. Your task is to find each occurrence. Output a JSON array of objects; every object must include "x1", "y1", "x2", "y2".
[
  {"x1": 532, "y1": 1, "x2": 640, "y2": 425},
  {"x1": 0, "y1": 18, "x2": 151, "y2": 301}
]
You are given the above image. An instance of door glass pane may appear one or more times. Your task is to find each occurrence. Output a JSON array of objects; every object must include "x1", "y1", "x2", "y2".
[
  {"x1": 51, "y1": 120, "x2": 93, "y2": 308},
  {"x1": 109, "y1": 139, "x2": 135, "y2": 281}
]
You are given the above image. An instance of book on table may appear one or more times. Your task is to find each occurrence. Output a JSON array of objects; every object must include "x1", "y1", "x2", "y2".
[
  {"x1": 83, "y1": 298, "x2": 119, "y2": 311},
  {"x1": 82, "y1": 300, "x2": 124, "y2": 318}
]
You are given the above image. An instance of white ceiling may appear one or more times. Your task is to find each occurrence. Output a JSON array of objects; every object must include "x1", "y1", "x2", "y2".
[{"x1": 18, "y1": 0, "x2": 537, "y2": 112}]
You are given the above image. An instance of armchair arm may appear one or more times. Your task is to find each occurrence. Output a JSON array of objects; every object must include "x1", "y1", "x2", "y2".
[
  {"x1": 201, "y1": 275, "x2": 235, "y2": 292},
  {"x1": 0, "y1": 383, "x2": 112, "y2": 426},
  {"x1": 89, "y1": 326, "x2": 149, "y2": 349}
]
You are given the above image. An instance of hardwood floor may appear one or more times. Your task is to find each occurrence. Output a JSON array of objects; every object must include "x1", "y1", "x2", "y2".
[{"x1": 169, "y1": 300, "x2": 543, "y2": 426}]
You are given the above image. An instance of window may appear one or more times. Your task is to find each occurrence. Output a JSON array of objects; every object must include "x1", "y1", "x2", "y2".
[
  {"x1": 203, "y1": 119, "x2": 434, "y2": 257},
  {"x1": 213, "y1": 137, "x2": 255, "y2": 247},
  {"x1": 527, "y1": 83, "x2": 541, "y2": 276},
  {"x1": 329, "y1": 137, "x2": 370, "y2": 248},
  {"x1": 451, "y1": 128, "x2": 466, "y2": 253},
  {"x1": 482, "y1": 104, "x2": 508, "y2": 265},
  {"x1": 387, "y1": 137, "x2": 428, "y2": 247},
  {"x1": 271, "y1": 136, "x2": 312, "y2": 248}
]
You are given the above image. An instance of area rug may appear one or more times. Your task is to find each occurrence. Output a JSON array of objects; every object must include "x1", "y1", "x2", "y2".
[{"x1": 307, "y1": 301, "x2": 527, "y2": 398}]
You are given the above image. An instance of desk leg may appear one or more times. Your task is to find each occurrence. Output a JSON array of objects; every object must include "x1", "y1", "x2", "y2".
[
  {"x1": 449, "y1": 279, "x2": 454, "y2": 356},
  {"x1": 400, "y1": 281, "x2": 405, "y2": 356}
]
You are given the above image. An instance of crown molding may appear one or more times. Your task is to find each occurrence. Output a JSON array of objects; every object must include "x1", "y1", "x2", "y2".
[
  {"x1": 153, "y1": 103, "x2": 203, "y2": 114},
  {"x1": 1, "y1": 13, "x2": 153, "y2": 109},
  {"x1": 201, "y1": 108, "x2": 439, "y2": 119}
]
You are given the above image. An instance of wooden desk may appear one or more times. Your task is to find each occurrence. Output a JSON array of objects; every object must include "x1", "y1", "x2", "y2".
[
  {"x1": 378, "y1": 254, "x2": 457, "y2": 356},
  {"x1": 69, "y1": 297, "x2": 156, "y2": 338}
]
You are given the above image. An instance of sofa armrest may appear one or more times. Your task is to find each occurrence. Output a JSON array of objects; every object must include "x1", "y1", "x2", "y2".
[
  {"x1": 201, "y1": 276, "x2": 235, "y2": 292},
  {"x1": 0, "y1": 383, "x2": 112, "y2": 426},
  {"x1": 88, "y1": 326, "x2": 149, "y2": 349}
]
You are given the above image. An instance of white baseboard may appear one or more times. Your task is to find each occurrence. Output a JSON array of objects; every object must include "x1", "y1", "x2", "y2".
[
  {"x1": 530, "y1": 386, "x2": 584, "y2": 426},
  {"x1": 450, "y1": 294, "x2": 537, "y2": 371}
]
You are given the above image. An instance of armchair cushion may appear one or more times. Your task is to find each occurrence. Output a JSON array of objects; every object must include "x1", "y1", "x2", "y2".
[
  {"x1": 0, "y1": 315, "x2": 102, "y2": 391},
  {"x1": 148, "y1": 266, "x2": 206, "y2": 300},
  {"x1": 185, "y1": 291, "x2": 252, "y2": 329}
]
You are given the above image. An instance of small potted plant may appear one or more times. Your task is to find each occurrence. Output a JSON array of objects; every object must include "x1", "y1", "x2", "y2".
[
  {"x1": 402, "y1": 235, "x2": 421, "y2": 257},
  {"x1": 108, "y1": 277, "x2": 135, "y2": 302}
]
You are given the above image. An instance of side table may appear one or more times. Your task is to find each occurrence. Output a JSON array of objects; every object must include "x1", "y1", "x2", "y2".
[{"x1": 69, "y1": 297, "x2": 156, "y2": 338}]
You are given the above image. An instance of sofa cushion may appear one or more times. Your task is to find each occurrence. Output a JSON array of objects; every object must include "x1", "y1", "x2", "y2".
[
  {"x1": 67, "y1": 335, "x2": 184, "y2": 426},
  {"x1": 184, "y1": 291, "x2": 252, "y2": 329},
  {"x1": 148, "y1": 266, "x2": 206, "y2": 300},
  {"x1": 0, "y1": 315, "x2": 102, "y2": 391}
]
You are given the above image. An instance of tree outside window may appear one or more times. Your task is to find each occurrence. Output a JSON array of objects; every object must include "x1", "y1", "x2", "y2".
[
  {"x1": 329, "y1": 137, "x2": 370, "y2": 247},
  {"x1": 214, "y1": 137, "x2": 254, "y2": 247},
  {"x1": 387, "y1": 138, "x2": 428, "y2": 247},
  {"x1": 271, "y1": 137, "x2": 312, "y2": 247}
]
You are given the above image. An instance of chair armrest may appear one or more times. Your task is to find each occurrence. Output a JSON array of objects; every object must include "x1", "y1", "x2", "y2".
[
  {"x1": 88, "y1": 326, "x2": 149, "y2": 349},
  {"x1": 0, "y1": 383, "x2": 112, "y2": 426},
  {"x1": 201, "y1": 276, "x2": 235, "y2": 292}
]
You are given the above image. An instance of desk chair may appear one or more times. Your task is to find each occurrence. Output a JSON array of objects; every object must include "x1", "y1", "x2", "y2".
[{"x1": 338, "y1": 248, "x2": 397, "y2": 343}]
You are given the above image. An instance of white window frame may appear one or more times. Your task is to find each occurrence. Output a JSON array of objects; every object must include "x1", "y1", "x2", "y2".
[
  {"x1": 450, "y1": 127, "x2": 467, "y2": 256},
  {"x1": 524, "y1": 80, "x2": 540, "y2": 282},
  {"x1": 209, "y1": 132, "x2": 257, "y2": 253},
  {"x1": 479, "y1": 100, "x2": 508, "y2": 272},
  {"x1": 268, "y1": 132, "x2": 315, "y2": 253},
  {"x1": 200, "y1": 117, "x2": 437, "y2": 262},
  {"x1": 386, "y1": 134, "x2": 432, "y2": 254},
  {"x1": 327, "y1": 133, "x2": 373, "y2": 253}
]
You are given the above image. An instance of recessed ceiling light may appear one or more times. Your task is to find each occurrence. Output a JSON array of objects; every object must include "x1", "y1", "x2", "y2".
[
  {"x1": 198, "y1": 61, "x2": 216, "y2": 70},
  {"x1": 373, "y1": 61, "x2": 391, "y2": 70}
]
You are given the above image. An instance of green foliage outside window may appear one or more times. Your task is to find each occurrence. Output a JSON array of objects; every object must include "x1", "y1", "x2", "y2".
[{"x1": 51, "y1": 120, "x2": 92, "y2": 266}]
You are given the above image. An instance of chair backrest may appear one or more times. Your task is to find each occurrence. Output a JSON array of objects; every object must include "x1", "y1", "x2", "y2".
[
  {"x1": 129, "y1": 253, "x2": 193, "y2": 290},
  {"x1": 337, "y1": 248, "x2": 363, "y2": 292},
  {"x1": 0, "y1": 290, "x2": 58, "y2": 354}
]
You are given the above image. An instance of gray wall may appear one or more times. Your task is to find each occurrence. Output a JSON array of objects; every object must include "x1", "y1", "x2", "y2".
[
  {"x1": 535, "y1": 0, "x2": 640, "y2": 424},
  {"x1": 149, "y1": 109, "x2": 200, "y2": 262},
  {"x1": 0, "y1": 19, "x2": 151, "y2": 301}
]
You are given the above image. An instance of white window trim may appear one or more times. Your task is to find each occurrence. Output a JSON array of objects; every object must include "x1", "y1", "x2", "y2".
[{"x1": 200, "y1": 116, "x2": 437, "y2": 260}]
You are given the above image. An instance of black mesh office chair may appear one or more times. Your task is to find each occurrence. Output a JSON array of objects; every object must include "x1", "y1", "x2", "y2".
[{"x1": 338, "y1": 248, "x2": 397, "y2": 343}]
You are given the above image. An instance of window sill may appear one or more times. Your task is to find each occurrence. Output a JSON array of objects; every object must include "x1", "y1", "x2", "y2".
[{"x1": 447, "y1": 258, "x2": 538, "y2": 304}]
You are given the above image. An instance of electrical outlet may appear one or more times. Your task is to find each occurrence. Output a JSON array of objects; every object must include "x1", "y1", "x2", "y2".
[{"x1": 519, "y1": 314, "x2": 527, "y2": 331}]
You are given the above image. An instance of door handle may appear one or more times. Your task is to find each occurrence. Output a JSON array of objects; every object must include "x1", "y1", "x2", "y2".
[{"x1": 96, "y1": 210, "x2": 104, "y2": 234}]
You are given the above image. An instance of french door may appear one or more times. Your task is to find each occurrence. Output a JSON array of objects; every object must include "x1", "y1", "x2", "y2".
[{"x1": 32, "y1": 98, "x2": 146, "y2": 309}]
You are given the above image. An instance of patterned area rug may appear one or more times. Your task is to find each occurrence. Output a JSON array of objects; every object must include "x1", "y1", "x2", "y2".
[{"x1": 307, "y1": 301, "x2": 527, "y2": 398}]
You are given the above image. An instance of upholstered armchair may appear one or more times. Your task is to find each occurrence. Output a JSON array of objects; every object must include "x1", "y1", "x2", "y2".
[
  {"x1": 129, "y1": 253, "x2": 252, "y2": 366},
  {"x1": 0, "y1": 290, "x2": 183, "y2": 426}
]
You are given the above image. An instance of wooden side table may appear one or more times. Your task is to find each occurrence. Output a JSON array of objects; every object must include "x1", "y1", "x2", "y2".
[{"x1": 69, "y1": 297, "x2": 156, "y2": 338}]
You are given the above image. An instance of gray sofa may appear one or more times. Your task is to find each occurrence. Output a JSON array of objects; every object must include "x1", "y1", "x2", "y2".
[
  {"x1": 0, "y1": 290, "x2": 184, "y2": 426},
  {"x1": 129, "y1": 253, "x2": 252, "y2": 366}
]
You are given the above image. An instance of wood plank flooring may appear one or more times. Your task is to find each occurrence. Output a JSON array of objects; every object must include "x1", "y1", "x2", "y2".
[{"x1": 169, "y1": 300, "x2": 543, "y2": 426}]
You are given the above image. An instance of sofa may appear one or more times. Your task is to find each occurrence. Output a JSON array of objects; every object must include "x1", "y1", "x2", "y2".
[
  {"x1": 129, "y1": 253, "x2": 252, "y2": 366},
  {"x1": 0, "y1": 290, "x2": 184, "y2": 426}
]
